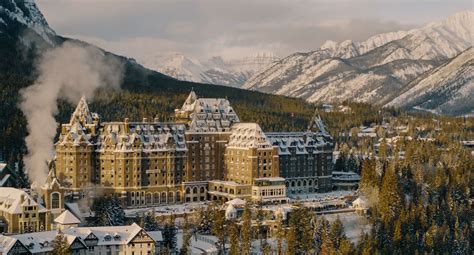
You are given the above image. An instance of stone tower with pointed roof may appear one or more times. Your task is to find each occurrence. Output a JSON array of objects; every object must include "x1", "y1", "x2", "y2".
[
  {"x1": 174, "y1": 91, "x2": 241, "y2": 202},
  {"x1": 55, "y1": 97, "x2": 99, "y2": 199},
  {"x1": 41, "y1": 161, "x2": 66, "y2": 229}
]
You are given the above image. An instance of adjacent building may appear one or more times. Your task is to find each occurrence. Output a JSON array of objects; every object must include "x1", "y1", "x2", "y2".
[
  {"x1": 267, "y1": 116, "x2": 334, "y2": 194},
  {"x1": 0, "y1": 223, "x2": 163, "y2": 255}
]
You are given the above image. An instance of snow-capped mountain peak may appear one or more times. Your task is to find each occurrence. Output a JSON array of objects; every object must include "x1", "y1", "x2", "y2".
[
  {"x1": 138, "y1": 52, "x2": 279, "y2": 87},
  {"x1": 242, "y1": 10, "x2": 473, "y2": 115},
  {"x1": 0, "y1": 0, "x2": 56, "y2": 44}
]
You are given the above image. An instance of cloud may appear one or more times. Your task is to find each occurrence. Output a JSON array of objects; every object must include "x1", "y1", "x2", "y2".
[{"x1": 36, "y1": 0, "x2": 471, "y2": 60}]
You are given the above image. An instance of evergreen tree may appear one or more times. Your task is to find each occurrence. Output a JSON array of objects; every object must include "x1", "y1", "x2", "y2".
[
  {"x1": 346, "y1": 154, "x2": 359, "y2": 173},
  {"x1": 162, "y1": 219, "x2": 177, "y2": 252},
  {"x1": 181, "y1": 215, "x2": 192, "y2": 255},
  {"x1": 91, "y1": 197, "x2": 126, "y2": 226},
  {"x1": 379, "y1": 166, "x2": 402, "y2": 224},
  {"x1": 143, "y1": 211, "x2": 159, "y2": 231},
  {"x1": 256, "y1": 206, "x2": 266, "y2": 251},
  {"x1": 52, "y1": 230, "x2": 69, "y2": 255},
  {"x1": 229, "y1": 220, "x2": 240, "y2": 255},
  {"x1": 329, "y1": 217, "x2": 346, "y2": 251},
  {"x1": 211, "y1": 208, "x2": 226, "y2": 254},
  {"x1": 275, "y1": 214, "x2": 285, "y2": 255},
  {"x1": 313, "y1": 216, "x2": 330, "y2": 254},
  {"x1": 334, "y1": 152, "x2": 347, "y2": 172},
  {"x1": 285, "y1": 227, "x2": 297, "y2": 255},
  {"x1": 196, "y1": 205, "x2": 213, "y2": 234},
  {"x1": 241, "y1": 203, "x2": 252, "y2": 254}
]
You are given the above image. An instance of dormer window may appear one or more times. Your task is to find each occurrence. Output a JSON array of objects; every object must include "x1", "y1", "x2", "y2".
[{"x1": 104, "y1": 234, "x2": 112, "y2": 241}]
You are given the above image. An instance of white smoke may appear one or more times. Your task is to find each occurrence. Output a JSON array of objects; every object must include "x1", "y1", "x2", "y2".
[{"x1": 20, "y1": 41, "x2": 123, "y2": 187}]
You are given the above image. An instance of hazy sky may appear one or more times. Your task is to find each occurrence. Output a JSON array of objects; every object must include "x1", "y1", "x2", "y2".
[{"x1": 37, "y1": 0, "x2": 472, "y2": 60}]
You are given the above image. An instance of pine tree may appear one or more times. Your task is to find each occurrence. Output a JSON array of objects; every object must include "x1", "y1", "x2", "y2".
[
  {"x1": 181, "y1": 215, "x2": 192, "y2": 255},
  {"x1": 91, "y1": 197, "x2": 126, "y2": 226},
  {"x1": 52, "y1": 230, "x2": 70, "y2": 255},
  {"x1": 313, "y1": 217, "x2": 329, "y2": 254},
  {"x1": 162, "y1": 219, "x2": 177, "y2": 252},
  {"x1": 286, "y1": 227, "x2": 297, "y2": 255},
  {"x1": 346, "y1": 154, "x2": 359, "y2": 173},
  {"x1": 275, "y1": 214, "x2": 285, "y2": 255},
  {"x1": 330, "y1": 217, "x2": 346, "y2": 248},
  {"x1": 241, "y1": 203, "x2": 252, "y2": 254},
  {"x1": 211, "y1": 209, "x2": 226, "y2": 254},
  {"x1": 379, "y1": 166, "x2": 402, "y2": 223},
  {"x1": 229, "y1": 220, "x2": 240, "y2": 255},
  {"x1": 334, "y1": 152, "x2": 347, "y2": 172},
  {"x1": 256, "y1": 206, "x2": 266, "y2": 252},
  {"x1": 143, "y1": 211, "x2": 159, "y2": 231}
]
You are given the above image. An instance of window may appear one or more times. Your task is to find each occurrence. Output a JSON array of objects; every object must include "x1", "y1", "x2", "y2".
[{"x1": 51, "y1": 192, "x2": 60, "y2": 209}]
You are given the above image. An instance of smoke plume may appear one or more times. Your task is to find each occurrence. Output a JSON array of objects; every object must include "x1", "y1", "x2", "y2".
[{"x1": 20, "y1": 41, "x2": 123, "y2": 187}]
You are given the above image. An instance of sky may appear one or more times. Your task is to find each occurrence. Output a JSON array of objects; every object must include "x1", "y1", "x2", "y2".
[{"x1": 36, "y1": 0, "x2": 472, "y2": 61}]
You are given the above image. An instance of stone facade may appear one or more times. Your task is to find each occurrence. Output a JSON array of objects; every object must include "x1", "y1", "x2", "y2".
[{"x1": 52, "y1": 92, "x2": 334, "y2": 207}]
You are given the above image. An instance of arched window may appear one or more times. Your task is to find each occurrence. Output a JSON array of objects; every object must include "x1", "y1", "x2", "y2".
[
  {"x1": 51, "y1": 192, "x2": 60, "y2": 209},
  {"x1": 200, "y1": 187, "x2": 205, "y2": 193},
  {"x1": 154, "y1": 193, "x2": 160, "y2": 204},
  {"x1": 146, "y1": 193, "x2": 152, "y2": 204},
  {"x1": 161, "y1": 192, "x2": 167, "y2": 204},
  {"x1": 193, "y1": 187, "x2": 198, "y2": 194},
  {"x1": 176, "y1": 192, "x2": 181, "y2": 202}
]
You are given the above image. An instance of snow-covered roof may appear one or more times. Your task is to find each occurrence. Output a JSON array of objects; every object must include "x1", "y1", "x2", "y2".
[
  {"x1": 147, "y1": 231, "x2": 163, "y2": 242},
  {"x1": 70, "y1": 96, "x2": 93, "y2": 125},
  {"x1": 352, "y1": 197, "x2": 369, "y2": 209},
  {"x1": 0, "y1": 235, "x2": 19, "y2": 254},
  {"x1": 6, "y1": 230, "x2": 85, "y2": 254},
  {"x1": 228, "y1": 123, "x2": 271, "y2": 148},
  {"x1": 0, "y1": 188, "x2": 47, "y2": 214},
  {"x1": 266, "y1": 132, "x2": 333, "y2": 155},
  {"x1": 225, "y1": 198, "x2": 246, "y2": 206},
  {"x1": 176, "y1": 91, "x2": 240, "y2": 132},
  {"x1": 54, "y1": 210, "x2": 81, "y2": 225},
  {"x1": 97, "y1": 122, "x2": 187, "y2": 152},
  {"x1": 225, "y1": 203, "x2": 237, "y2": 214},
  {"x1": 64, "y1": 223, "x2": 147, "y2": 246}
]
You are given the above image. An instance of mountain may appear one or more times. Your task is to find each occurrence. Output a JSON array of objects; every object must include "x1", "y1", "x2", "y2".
[
  {"x1": 0, "y1": 0, "x2": 315, "y2": 163},
  {"x1": 385, "y1": 48, "x2": 473, "y2": 116},
  {"x1": 243, "y1": 11, "x2": 473, "y2": 114},
  {"x1": 138, "y1": 52, "x2": 279, "y2": 87}
]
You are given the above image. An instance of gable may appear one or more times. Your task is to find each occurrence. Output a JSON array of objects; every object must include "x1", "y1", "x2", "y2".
[
  {"x1": 130, "y1": 229, "x2": 154, "y2": 244},
  {"x1": 8, "y1": 240, "x2": 31, "y2": 255},
  {"x1": 70, "y1": 238, "x2": 87, "y2": 250},
  {"x1": 85, "y1": 232, "x2": 98, "y2": 241}
]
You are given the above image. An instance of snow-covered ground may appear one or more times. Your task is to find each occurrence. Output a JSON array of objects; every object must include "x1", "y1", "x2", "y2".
[
  {"x1": 125, "y1": 201, "x2": 209, "y2": 217},
  {"x1": 324, "y1": 212, "x2": 371, "y2": 244}
]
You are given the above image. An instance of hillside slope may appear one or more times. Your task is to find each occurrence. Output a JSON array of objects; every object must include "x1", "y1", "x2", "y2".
[
  {"x1": 386, "y1": 48, "x2": 473, "y2": 115},
  {"x1": 243, "y1": 11, "x2": 473, "y2": 115},
  {"x1": 0, "y1": 0, "x2": 316, "y2": 163}
]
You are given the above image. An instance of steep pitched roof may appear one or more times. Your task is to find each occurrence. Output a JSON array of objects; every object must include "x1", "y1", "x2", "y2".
[
  {"x1": 54, "y1": 210, "x2": 81, "y2": 225},
  {"x1": 70, "y1": 96, "x2": 93, "y2": 125},
  {"x1": 0, "y1": 188, "x2": 47, "y2": 214},
  {"x1": 228, "y1": 123, "x2": 271, "y2": 148},
  {"x1": 176, "y1": 91, "x2": 240, "y2": 132}
]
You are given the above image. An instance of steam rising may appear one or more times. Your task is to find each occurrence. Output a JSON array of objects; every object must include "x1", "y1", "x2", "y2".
[{"x1": 20, "y1": 42, "x2": 123, "y2": 187}]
